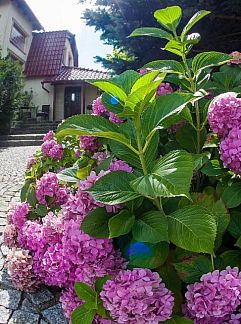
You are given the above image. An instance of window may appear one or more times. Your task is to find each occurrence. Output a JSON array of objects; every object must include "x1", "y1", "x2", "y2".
[{"x1": 10, "y1": 23, "x2": 26, "y2": 52}]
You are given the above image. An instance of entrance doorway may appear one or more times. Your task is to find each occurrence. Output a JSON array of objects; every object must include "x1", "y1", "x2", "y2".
[{"x1": 64, "y1": 87, "x2": 81, "y2": 118}]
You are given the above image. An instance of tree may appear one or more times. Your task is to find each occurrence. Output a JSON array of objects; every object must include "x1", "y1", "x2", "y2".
[
  {"x1": 80, "y1": 0, "x2": 241, "y2": 73},
  {"x1": 0, "y1": 57, "x2": 24, "y2": 134}
]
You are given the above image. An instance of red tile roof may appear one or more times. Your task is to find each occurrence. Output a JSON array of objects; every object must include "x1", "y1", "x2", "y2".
[
  {"x1": 43, "y1": 66, "x2": 109, "y2": 83},
  {"x1": 14, "y1": 0, "x2": 43, "y2": 30},
  {"x1": 25, "y1": 31, "x2": 78, "y2": 77}
]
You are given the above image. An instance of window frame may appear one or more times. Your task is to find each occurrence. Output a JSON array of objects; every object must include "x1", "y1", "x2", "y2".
[{"x1": 10, "y1": 21, "x2": 27, "y2": 53}]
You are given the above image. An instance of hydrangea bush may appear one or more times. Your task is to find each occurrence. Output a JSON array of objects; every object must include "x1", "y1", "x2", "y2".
[{"x1": 4, "y1": 5, "x2": 241, "y2": 324}]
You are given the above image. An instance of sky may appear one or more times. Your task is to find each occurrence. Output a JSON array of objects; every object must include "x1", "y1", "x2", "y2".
[{"x1": 26, "y1": 0, "x2": 113, "y2": 70}]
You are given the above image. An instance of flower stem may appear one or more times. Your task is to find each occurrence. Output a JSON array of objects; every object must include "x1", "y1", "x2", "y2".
[{"x1": 211, "y1": 255, "x2": 215, "y2": 271}]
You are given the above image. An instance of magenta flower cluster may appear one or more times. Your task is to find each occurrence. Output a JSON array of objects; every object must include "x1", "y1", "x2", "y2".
[
  {"x1": 156, "y1": 82, "x2": 173, "y2": 97},
  {"x1": 80, "y1": 136, "x2": 101, "y2": 153},
  {"x1": 26, "y1": 156, "x2": 37, "y2": 169},
  {"x1": 92, "y1": 96, "x2": 122, "y2": 124},
  {"x1": 36, "y1": 172, "x2": 69, "y2": 207},
  {"x1": 7, "y1": 202, "x2": 29, "y2": 230},
  {"x1": 208, "y1": 93, "x2": 241, "y2": 174},
  {"x1": 41, "y1": 131, "x2": 63, "y2": 160},
  {"x1": 185, "y1": 267, "x2": 241, "y2": 323},
  {"x1": 229, "y1": 51, "x2": 241, "y2": 65},
  {"x1": 100, "y1": 268, "x2": 174, "y2": 323}
]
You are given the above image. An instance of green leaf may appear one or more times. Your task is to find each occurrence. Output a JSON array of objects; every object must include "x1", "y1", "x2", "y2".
[
  {"x1": 154, "y1": 6, "x2": 182, "y2": 32},
  {"x1": 71, "y1": 305, "x2": 96, "y2": 324},
  {"x1": 228, "y1": 211, "x2": 241, "y2": 239},
  {"x1": 87, "y1": 171, "x2": 140, "y2": 205},
  {"x1": 201, "y1": 160, "x2": 225, "y2": 176},
  {"x1": 132, "y1": 211, "x2": 168, "y2": 243},
  {"x1": 192, "y1": 51, "x2": 230, "y2": 73},
  {"x1": 80, "y1": 208, "x2": 110, "y2": 238},
  {"x1": 57, "y1": 166, "x2": 79, "y2": 183},
  {"x1": 90, "y1": 80, "x2": 127, "y2": 103},
  {"x1": 167, "y1": 205, "x2": 217, "y2": 254},
  {"x1": 222, "y1": 183, "x2": 241, "y2": 208},
  {"x1": 95, "y1": 275, "x2": 111, "y2": 294},
  {"x1": 176, "y1": 125, "x2": 207, "y2": 153},
  {"x1": 35, "y1": 204, "x2": 48, "y2": 217},
  {"x1": 221, "y1": 250, "x2": 241, "y2": 268},
  {"x1": 57, "y1": 115, "x2": 135, "y2": 153},
  {"x1": 127, "y1": 241, "x2": 169, "y2": 269},
  {"x1": 144, "y1": 60, "x2": 185, "y2": 74},
  {"x1": 109, "y1": 140, "x2": 141, "y2": 169},
  {"x1": 142, "y1": 93, "x2": 194, "y2": 136},
  {"x1": 235, "y1": 235, "x2": 241, "y2": 249},
  {"x1": 192, "y1": 152, "x2": 210, "y2": 170},
  {"x1": 131, "y1": 70, "x2": 160, "y2": 93},
  {"x1": 164, "y1": 315, "x2": 194, "y2": 323},
  {"x1": 74, "y1": 282, "x2": 97, "y2": 309},
  {"x1": 108, "y1": 210, "x2": 135, "y2": 238},
  {"x1": 112, "y1": 70, "x2": 140, "y2": 94},
  {"x1": 174, "y1": 255, "x2": 212, "y2": 284},
  {"x1": 130, "y1": 27, "x2": 172, "y2": 40},
  {"x1": 27, "y1": 184, "x2": 37, "y2": 207},
  {"x1": 181, "y1": 10, "x2": 211, "y2": 40},
  {"x1": 164, "y1": 40, "x2": 183, "y2": 57},
  {"x1": 21, "y1": 181, "x2": 31, "y2": 202}
]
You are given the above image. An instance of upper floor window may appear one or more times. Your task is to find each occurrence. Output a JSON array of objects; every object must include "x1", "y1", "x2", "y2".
[{"x1": 10, "y1": 23, "x2": 26, "y2": 52}]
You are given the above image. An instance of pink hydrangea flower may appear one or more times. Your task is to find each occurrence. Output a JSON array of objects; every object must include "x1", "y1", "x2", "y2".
[
  {"x1": 92, "y1": 96, "x2": 108, "y2": 116},
  {"x1": 43, "y1": 130, "x2": 55, "y2": 141},
  {"x1": 108, "y1": 112, "x2": 123, "y2": 124},
  {"x1": 185, "y1": 267, "x2": 241, "y2": 323},
  {"x1": 41, "y1": 139, "x2": 63, "y2": 160},
  {"x1": 36, "y1": 172, "x2": 69, "y2": 207},
  {"x1": 4, "y1": 224, "x2": 18, "y2": 248},
  {"x1": 93, "y1": 151, "x2": 110, "y2": 165},
  {"x1": 7, "y1": 202, "x2": 29, "y2": 230},
  {"x1": 7, "y1": 248, "x2": 40, "y2": 292},
  {"x1": 156, "y1": 82, "x2": 173, "y2": 97},
  {"x1": 26, "y1": 156, "x2": 37, "y2": 169},
  {"x1": 208, "y1": 92, "x2": 241, "y2": 138},
  {"x1": 229, "y1": 51, "x2": 241, "y2": 65},
  {"x1": 80, "y1": 136, "x2": 102, "y2": 153},
  {"x1": 109, "y1": 160, "x2": 133, "y2": 173},
  {"x1": 100, "y1": 268, "x2": 174, "y2": 323}
]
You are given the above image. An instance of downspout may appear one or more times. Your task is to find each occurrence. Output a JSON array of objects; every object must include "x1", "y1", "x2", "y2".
[{"x1": 41, "y1": 81, "x2": 50, "y2": 93}]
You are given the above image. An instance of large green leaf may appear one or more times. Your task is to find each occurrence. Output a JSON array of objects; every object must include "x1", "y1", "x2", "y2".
[
  {"x1": 142, "y1": 93, "x2": 194, "y2": 137},
  {"x1": 57, "y1": 115, "x2": 136, "y2": 153},
  {"x1": 154, "y1": 6, "x2": 182, "y2": 32},
  {"x1": 201, "y1": 160, "x2": 225, "y2": 177},
  {"x1": 164, "y1": 40, "x2": 183, "y2": 57},
  {"x1": 87, "y1": 171, "x2": 140, "y2": 205},
  {"x1": 221, "y1": 250, "x2": 241, "y2": 268},
  {"x1": 167, "y1": 205, "x2": 217, "y2": 254},
  {"x1": 109, "y1": 140, "x2": 141, "y2": 169},
  {"x1": 74, "y1": 282, "x2": 97, "y2": 309},
  {"x1": 132, "y1": 211, "x2": 169, "y2": 243},
  {"x1": 131, "y1": 70, "x2": 160, "y2": 93},
  {"x1": 130, "y1": 27, "x2": 172, "y2": 40},
  {"x1": 108, "y1": 210, "x2": 135, "y2": 238},
  {"x1": 144, "y1": 59, "x2": 185, "y2": 74},
  {"x1": 181, "y1": 10, "x2": 211, "y2": 40},
  {"x1": 222, "y1": 182, "x2": 241, "y2": 208},
  {"x1": 80, "y1": 208, "x2": 110, "y2": 238},
  {"x1": 228, "y1": 211, "x2": 241, "y2": 239},
  {"x1": 176, "y1": 125, "x2": 207, "y2": 153},
  {"x1": 71, "y1": 305, "x2": 96, "y2": 324},
  {"x1": 57, "y1": 166, "x2": 79, "y2": 183},
  {"x1": 90, "y1": 80, "x2": 127, "y2": 103},
  {"x1": 192, "y1": 52, "x2": 230, "y2": 73},
  {"x1": 112, "y1": 70, "x2": 140, "y2": 94}
]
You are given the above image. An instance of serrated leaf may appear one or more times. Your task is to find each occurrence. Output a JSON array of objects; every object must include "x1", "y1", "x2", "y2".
[
  {"x1": 164, "y1": 40, "x2": 183, "y2": 57},
  {"x1": 131, "y1": 70, "x2": 160, "y2": 93},
  {"x1": 95, "y1": 275, "x2": 111, "y2": 294},
  {"x1": 90, "y1": 80, "x2": 127, "y2": 102},
  {"x1": 80, "y1": 208, "x2": 110, "y2": 238},
  {"x1": 201, "y1": 160, "x2": 225, "y2": 176},
  {"x1": 21, "y1": 181, "x2": 31, "y2": 202},
  {"x1": 176, "y1": 125, "x2": 207, "y2": 153},
  {"x1": 181, "y1": 10, "x2": 211, "y2": 40},
  {"x1": 167, "y1": 205, "x2": 217, "y2": 254},
  {"x1": 87, "y1": 171, "x2": 140, "y2": 205},
  {"x1": 192, "y1": 51, "x2": 230, "y2": 73},
  {"x1": 108, "y1": 210, "x2": 135, "y2": 238},
  {"x1": 132, "y1": 211, "x2": 168, "y2": 243},
  {"x1": 221, "y1": 250, "x2": 241, "y2": 268},
  {"x1": 154, "y1": 6, "x2": 182, "y2": 32},
  {"x1": 130, "y1": 27, "x2": 172, "y2": 40},
  {"x1": 228, "y1": 211, "x2": 241, "y2": 239},
  {"x1": 74, "y1": 282, "x2": 97, "y2": 309},
  {"x1": 144, "y1": 60, "x2": 185, "y2": 74},
  {"x1": 112, "y1": 70, "x2": 140, "y2": 94},
  {"x1": 222, "y1": 182, "x2": 241, "y2": 208},
  {"x1": 35, "y1": 204, "x2": 48, "y2": 217},
  {"x1": 71, "y1": 305, "x2": 96, "y2": 324},
  {"x1": 27, "y1": 184, "x2": 37, "y2": 207},
  {"x1": 57, "y1": 166, "x2": 79, "y2": 183}
]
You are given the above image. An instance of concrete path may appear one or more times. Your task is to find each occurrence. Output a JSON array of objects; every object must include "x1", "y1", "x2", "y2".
[{"x1": 0, "y1": 147, "x2": 67, "y2": 324}]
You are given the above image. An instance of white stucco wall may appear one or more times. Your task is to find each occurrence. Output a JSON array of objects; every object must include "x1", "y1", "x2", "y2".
[
  {"x1": 63, "y1": 38, "x2": 74, "y2": 67},
  {"x1": 24, "y1": 78, "x2": 54, "y2": 121},
  {"x1": 85, "y1": 84, "x2": 99, "y2": 113},
  {"x1": 0, "y1": 0, "x2": 34, "y2": 63},
  {"x1": 55, "y1": 85, "x2": 65, "y2": 121}
]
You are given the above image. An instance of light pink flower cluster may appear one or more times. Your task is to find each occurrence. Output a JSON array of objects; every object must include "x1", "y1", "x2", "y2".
[
  {"x1": 7, "y1": 248, "x2": 40, "y2": 292},
  {"x1": 156, "y1": 82, "x2": 173, "y2": 97},
  {"x1": 36, "y1": 172, "x2": 69, "y2": 207},
  {"x1": 185, "y1": 267, "x2": 241, "y2": 323},
  {"x1": 92, "y1": 96, "x2": 122, "y2": 124},
  {"x1": 7, "y1": 202, "x2": 29, "y2": 230},
  {"x1": 229, "y1": 51, "x2": 241, "y2": 65},
  {"x1": 4, "y1": 224, "x2": 18, "y2": 248},
  {"x1": 41, "y1": 131, "x2": 63, "y2": 160},
  {"x1": 26, "y1": 156, "x2": 37, "y2": 169},
  {"x1": 208, "y1": 93, "x2": 241, "y2": 174},
  {"x1": 100, "y1": 268, "x2": 174, "y2": 323},
  {"x1": 109, "y1": 160, "x2": 133, "y2": 173},
  {"x1": 80, "y1": 136, "x2": 101, "y2": 153}
]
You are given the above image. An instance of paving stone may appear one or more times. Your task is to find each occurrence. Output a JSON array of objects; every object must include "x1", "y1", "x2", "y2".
[
  {"x1": 20, "y1": 298, "x2": 38, "y2": 314},
  {"x1": 42, "y1": 304, "x2": 68, "y2": 324},
  {"x1": 0, "y1": 218, "x2": 7, "y2": 226},
  {"x1": 0, "y1": 269, "x2": 16, "y2": 290},
  {"x1": 1, "y1": 244, "x2": 10, "y2": 257},
  {"x1": 0, "y1": 258, "x2": 4, "y2": 271},
  {"x1": 27, "y1": 286, "x2": 54, "y2": 309},
  {"x1": 8, "y1": 310, "x2": 39, "y2": 324},
  {"x1": 0, "y1": 288, "x2": 21, "y2": 309},
  {"x1": 0, "y1": 305, "x2": 12, "y2": 323}
]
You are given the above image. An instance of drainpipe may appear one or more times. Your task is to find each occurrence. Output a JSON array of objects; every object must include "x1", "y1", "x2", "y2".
[{"x1": 41, "y1": 81, "x2": 50, "y2": 93}]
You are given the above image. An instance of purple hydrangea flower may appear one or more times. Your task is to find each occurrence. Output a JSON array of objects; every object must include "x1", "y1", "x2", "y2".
[
  {"x1": 92, "y1": 96, "x2": 108, "y2": 116},
  {"x1": 220, "y1": 127, "x2": 241, "y2": 174},
  {"x1": 7, "y1": 248, "x2": 40, "y2": 292},
  {"x1": 7, "y1": 202, "x2": 29, "y2": 230},
  {"x1": 156, "y1": 82, "x2": 173, "y2": 97},
  {"x1": 208, "y1": 92, "x2": 241, "y2": 138},
  {"x1": 100, "y1": 268, "x2": 174, "y2": 323},
  {"x1": 109, "y1": 160, "x2": 133, "y2": 173},
  {"x1": 229, "y1": 51, "x2": 241, "y2": 65},
  {"x1": 4, "y1": 224, "x2": 18, "y2": 248},
  {"x1": 36, "y1": 172, "x2": 69, "y2": 207},
  {"x1": 185, "y1": 267, "x2": 241, "y2": 323},
  {"x1": 41, "y1": 139, "x2": 63, "y2": 160},
  {"x1": 26, "y1": 156, "x2": 37, "y2": 169},
  {"x1": 80, "y1": 136, "x2": 102, "y2": 153},
  {"x1": 43, "y1": 130, "x2": 55, "y2": 141}
]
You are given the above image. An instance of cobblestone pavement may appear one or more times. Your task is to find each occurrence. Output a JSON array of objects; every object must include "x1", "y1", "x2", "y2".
[{"x1": 0, "y1": 147, "x2": 67, "y2": 324}]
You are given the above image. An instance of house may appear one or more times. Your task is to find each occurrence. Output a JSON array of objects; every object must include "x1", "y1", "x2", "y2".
[{"x1": 0, "y1": 0, "x2": 109, "y2": 123}]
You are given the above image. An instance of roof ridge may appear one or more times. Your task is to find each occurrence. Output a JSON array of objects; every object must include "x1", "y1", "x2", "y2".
[
  {"x1": 33, "y1": 30, "x2": 69, "y2": 35},
  {"x1": 62, "y1": 66, "x2": 109, "y2": 73}
]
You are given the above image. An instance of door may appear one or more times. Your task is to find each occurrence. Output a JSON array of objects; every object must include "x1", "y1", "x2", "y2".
[{"x1": 64, "y1": 87, "x2": 81, "y2": 118}]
